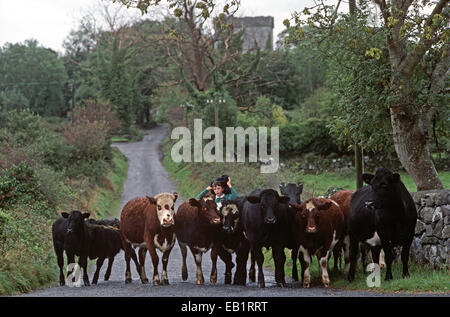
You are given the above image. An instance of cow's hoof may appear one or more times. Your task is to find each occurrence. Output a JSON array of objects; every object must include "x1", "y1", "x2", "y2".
[
  {"x1": 161, "y1": 279, "x2": 169, "y2": 286},
  {"x1": 182, "y1": 268, "x2": 188, "y2": 281},
  {"x1": 210, "y1": 275, "x2": 217, "y2": 284},
  {"x1": 84, "y1": 281, "x2": 91, "y2": 287},
  {"x1": 125, "y1": 278, "x2": 132, "y2": 284},
  {"x1": 153, "y1": 279, "x2": 161, "y2": 286},
  {"x1": 303, "y1": 282, "x2": 310, "y2": 288},
  {"x1": 196, "y1": 279, "x2": 205, "y2": 285},
  {"x1": 141, "y1": 278, "x2": 149, "y2": 284},
  {"x1": 92, "y1": 280, "x2": 98, "y2": 285},
  {"x1": 323, "y1": 281, "x2": 330, "y2": 288},
  {"x1": 258, "y1": 281, "x2": 265, "y2": 288}
]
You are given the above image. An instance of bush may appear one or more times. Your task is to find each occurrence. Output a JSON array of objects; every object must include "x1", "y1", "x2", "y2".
[{"x1": 279, "y1": 118, "x2": 340, "y2": 155}]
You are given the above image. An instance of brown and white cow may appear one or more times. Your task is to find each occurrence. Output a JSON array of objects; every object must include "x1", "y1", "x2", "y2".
[
  {"x1": 175, "y1": 196, "x2": 234, "y2": 285},
  {"x1": 291, "y1": 198, "x2": 344, "y2": 288},
  {"x1": 120, "y1": 192, "x2": 178, "y2": 285}
]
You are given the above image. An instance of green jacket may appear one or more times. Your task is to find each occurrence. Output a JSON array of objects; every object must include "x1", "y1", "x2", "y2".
[{"x1": 196, "y1": 187, "x2": 238, "y2": 204}]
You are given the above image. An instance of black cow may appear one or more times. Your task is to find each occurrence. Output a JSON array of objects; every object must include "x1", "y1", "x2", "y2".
[
  {"x1": 279, "y1": 182, "x2": 303, "y2": 281},
  {"x1": 241, "y1": 189, "x2": 291, "y2": 287},
  {"x1": 279, "y1": 182, "x2": 303, "y2": 204},
  {"x1": 348, "y1": 168, "x2": 417, "y2": 282},
  {"x1": 217, "y1": 198, "x2": 249, "y2": 285},
  {"x1": 52, "y1": 211, "x2": 125, "y2": 286},
  {"x1": 86, "y1": 218, "x2": 122, "y2": 284}
]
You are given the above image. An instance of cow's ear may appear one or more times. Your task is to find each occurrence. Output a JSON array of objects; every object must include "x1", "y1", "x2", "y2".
[
  {"x1": 82, "y1": 212, "x2": 90, "y2": 219},
  {"x1": 146, "y1": 196, "x2": 157, "y2": 204},
  {"x1": 279, "y1": 182, "x2": 285, "y2": 189},
  {"x1": 61, "y1": 212, "x2": 69, "y2": 218},
  {"x1": 391, "y1": 173, "x2": 400, "y2": 183},
  {"x1": 362, "y1": 173, "x2": 374, "y2": 185},
  {"x1": 172, "y1": 192, "x2": 178, "y2": 202},
  {"x1": 279, "y1": 195, "x2": 291, "y2": 204},
  {"x1": 317, "y1": 201, "x2": 332, "y2": 211},
  {"x1": 297, "y1": 183, "x2": 303, "y2": 194},
  {"x1": 188, "y1": 198, "x2": 201, "y2": 209},
  {"x1": 246, "y1": 196, "x2": 260, "y2": 204}
]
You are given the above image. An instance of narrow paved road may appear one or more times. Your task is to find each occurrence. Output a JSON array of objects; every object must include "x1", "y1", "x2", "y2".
[{"x1": 19, "y1": 125, "x2": 443, "y2": 298}]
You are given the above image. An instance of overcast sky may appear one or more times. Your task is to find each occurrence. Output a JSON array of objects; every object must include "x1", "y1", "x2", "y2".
[{"x1": 0, "y1": 0, "x2": 318, "y2": 54}]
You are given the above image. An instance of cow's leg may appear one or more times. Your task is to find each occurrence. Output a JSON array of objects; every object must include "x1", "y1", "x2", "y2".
[
  {"x1": 210, "y1": 246, "x2": 218, "y2": 284},
  {"x1": 332, "y1": 241, "x2": 342, "y2": 271},
  {"x1": 104, "y1": 256, "x2": 114, "y2": 281},
  {"x1": 249, "y1": 252, "x2": 256, "y2": 283},
  {"x1": 253, "y1": 248, "x2": 265, "y2": 288},
  {"x1": 379, "y1": 249, "x2": 386, "y2": 269},
  {"x1": 401, "y1": 238, "x2": 413, "y2": 278},
  {"x1": 272, "y1": 244, "x2": 286, "y2": 287},
  {"x1": 218, "y1": 247, "x2": 234, "y2": 284},
  {"x1": 234, "y1": 241, "x2": 249, "y2": 286},
  {"x1": 179, "y1": 241, "x2": 188, "y2": 281},
  {"x1": 343, "y1": 235, "x2": 350, "y2": 272},
  {"x1": 381, "y1": 241, "x2": 394, "y2": 281},
  {"x1": 161, "y1": 248, "x2": 172, "y2": 285},
  {"x1": 54, "y1": 246, "x2": 65, "y2": 286},
  {"x1": 138, "y1": 247, "x2": 149, "y2": 284},
  {"x1": 347, "y1": 237, "x2": 359, "y2": 282},
  {"x1": 92, "y1": 257, "x2": 105, "y2": 285},
  {"x1": 319, "y1": 250, "x2": 331, "y2": 288},
  {"x1": 291, "y1": 246, "x2": 299, "y2": 281},
  {"x1": 298, "y1": 245, "x2": 311, "y2": 288},
  {"x1": 79, "y1": 255, "x2": 90, "y2": 286},
  {"x1": 190, "y1": 246, "x2": 205, "y2": 285},
  {"x1": 66, "y1": 252, "x2": 76, "y2": 284},
  {"x1": 122, "y1": 241, "x2": 137, "y2": 283},
  {"x1": 147, "y1": 246, "x2": 160, "y2": 285}
]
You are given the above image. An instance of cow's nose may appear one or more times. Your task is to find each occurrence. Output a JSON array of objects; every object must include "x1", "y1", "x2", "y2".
[
  {"x1": 213, "y1": 218, "x2": 221, "y2": 224},
  {"x1": 223, "y1": 226, "x2": 232, "y2": 233},
  {"x1": 264, "y1": 217, "x2": 276, "y2": 224},
  {"x1": 67, "y1": 228, "x2": 73, "y2": 233},
  {"x1": 306, "y1": 226, "x2": 317, "y2": 233}
]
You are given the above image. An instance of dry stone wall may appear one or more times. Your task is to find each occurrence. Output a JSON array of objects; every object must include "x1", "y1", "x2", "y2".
[{"x1": 410, "y1": 190, "x2": 450, "y2": 268}]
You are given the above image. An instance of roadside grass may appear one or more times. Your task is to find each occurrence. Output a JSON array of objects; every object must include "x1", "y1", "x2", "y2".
[
  {"x1": 88, "y1": 147, "x2": 128, "y2": 219},
  {"x1": 0, "y1": 148, "x2": 128, "y2": 295},
  {"x1": 161, "y1": 137, "x2": 450, "y2": 293}
]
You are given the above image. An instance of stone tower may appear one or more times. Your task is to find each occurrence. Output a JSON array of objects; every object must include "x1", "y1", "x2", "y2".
[{"x1": 229, "y1": 16, "x2": 274, "y2": 52}]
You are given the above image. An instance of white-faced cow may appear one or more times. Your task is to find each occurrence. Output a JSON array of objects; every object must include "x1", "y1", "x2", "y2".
[
  {"x1": 291, "y1": 198, "x2": 344, "y2": 288},
  {"x1": 175, "y1": 196, "x2": 234, "y2": 285},
  {"x1": 241, "y1": 189, "x2": 291, "y2": 288},
  {"x1": 120, "y1": 192, "x2": 178, "y2": 285},
  {"x1": 348, "y1": 168, "x2": 417, "y2": 282}
]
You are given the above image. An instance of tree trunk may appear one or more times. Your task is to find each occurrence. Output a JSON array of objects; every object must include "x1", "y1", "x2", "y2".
[{"x1": 390, "y1": 107, "x2": 443, "y2": 191}]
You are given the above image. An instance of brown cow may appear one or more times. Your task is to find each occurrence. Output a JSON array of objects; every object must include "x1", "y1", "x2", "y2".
[
  {"x1": 120, "y1": 192, "x2": 178, "y2": 285},
  {"x1": 330, "y1": 190, "x2": 353, "y2": 271},
  {"x1": 291, "y1": 198, "x2": 344, "y2": 288},
  {"x1": 175, "y1": 196, "x2": 233, "y2": 285}
]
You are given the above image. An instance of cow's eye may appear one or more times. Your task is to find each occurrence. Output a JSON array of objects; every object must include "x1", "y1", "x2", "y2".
[{"x1": 157, "y1": 205, "x2": 162, "y2": 210}]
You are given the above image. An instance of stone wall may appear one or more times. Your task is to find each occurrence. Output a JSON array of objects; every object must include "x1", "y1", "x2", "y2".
[{"x1": 410, "y1": 190, "x2": 450, "y2": 268}]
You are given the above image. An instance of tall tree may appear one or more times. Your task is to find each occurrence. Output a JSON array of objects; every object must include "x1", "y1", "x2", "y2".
[
  {"x1": 0, "y1": 40, "x2": 68, "y2": 117},
  {"x1": 286, "y1": 0, "x2": 448, "y2": 190}
]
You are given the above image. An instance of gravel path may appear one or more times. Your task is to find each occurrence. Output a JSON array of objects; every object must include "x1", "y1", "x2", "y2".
[{"x1": 18, "y1": 125, "x2": 447, "y2": 298}]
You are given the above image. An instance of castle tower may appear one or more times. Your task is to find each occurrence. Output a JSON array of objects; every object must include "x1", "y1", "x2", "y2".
[{"x1": 229, "y1": 16, "x2": 274, "y2": 52}]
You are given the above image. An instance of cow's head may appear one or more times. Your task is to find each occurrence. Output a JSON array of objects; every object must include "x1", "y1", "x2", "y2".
[
  {"x1": 189, "y1": 197, "x2": 220, "y2": 225},
  {"x1": 149, "y1": 192, "x2": 178, "y2": 227},
  {"x1": 61, "y1": 210, "x2": 90, "y2": 234},
  {"x1": 362, "y1": 168, "x2": 400, "y2": 209},
  {"x1": 279, "y1": 182, "x2": 303, "y2": 204},
  {"x1": 294, "y1": 199, "x2": 332, "y2": 233},
  {"x1": 218, "y1": 200, "x2": 241, "y2": 234},
  {"x1": 247, "y1": 189, "x2": 290, "y2": 225}
]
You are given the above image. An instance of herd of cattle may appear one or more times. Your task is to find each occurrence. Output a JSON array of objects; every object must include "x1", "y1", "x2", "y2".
[{"x1": 52, "y1": 167, "x2": 418, "y2": 288}]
